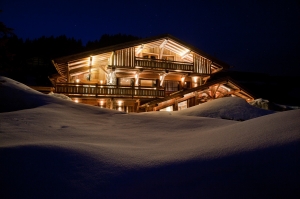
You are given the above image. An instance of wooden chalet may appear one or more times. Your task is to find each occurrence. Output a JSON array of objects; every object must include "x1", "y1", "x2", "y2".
[{"x1": 50, "y1": 34, "x2": 254, "y2": 112}]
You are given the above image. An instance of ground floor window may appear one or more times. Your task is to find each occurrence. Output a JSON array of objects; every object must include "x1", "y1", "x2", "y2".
[
  {"x1": 178, "y1": 101, "x2": 187, "y2": 110},
  {"x1": 159, "y1": 106, "x2": 173, "y2": 112}
]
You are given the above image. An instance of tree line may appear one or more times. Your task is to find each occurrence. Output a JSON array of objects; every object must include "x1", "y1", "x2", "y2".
[{"x1": 0, "y1": 30, "x2": 140, "y2": 85}]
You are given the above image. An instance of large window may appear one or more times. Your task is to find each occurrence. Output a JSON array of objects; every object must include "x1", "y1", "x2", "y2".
[
  {"x1": 140, "y1": 79, "x2": 155, "y2": 87},
  {"x1": 162, "y1": 56, "x2": 174, "y2": 61},
  {"x1": 119, "y1": 78, "x2": 133, "y2": 86},
  {"x1": 143, "y1": 54, "x2": 158, "y2": 59},
  {"x1": 163, "y1": 81, "x2": 179, "y2": 91}
]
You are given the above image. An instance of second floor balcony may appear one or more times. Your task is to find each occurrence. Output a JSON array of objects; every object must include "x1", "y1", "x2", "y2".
[{"x1": 134, "y1": 57, "x2": 194, "y2": 72}]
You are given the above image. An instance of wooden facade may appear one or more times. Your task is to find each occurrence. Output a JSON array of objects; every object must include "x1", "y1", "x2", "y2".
[{"x1": 50, "y1": 34, "x2": 253, "y2": 112}]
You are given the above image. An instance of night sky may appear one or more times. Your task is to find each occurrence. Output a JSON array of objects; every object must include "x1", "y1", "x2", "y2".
[{"x1": 1, "y1": 0, "x2": 300, "y2": 76}]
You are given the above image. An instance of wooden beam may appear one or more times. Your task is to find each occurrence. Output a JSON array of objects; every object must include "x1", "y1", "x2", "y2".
[
  {"x1": 136, "y1": 44, "x2": 144, "y2": 55},
  {"x1": 181, "y1": 50, "x2": 191, "y2": 59},
  {"x1": 89, "y1": 56, "x2": 92, "y2": 81},
  {"x1": 211, "y1": 84, "x2": 221, "y2": 98},
  {"x1": 159, "y1": 73, "x2": 168, "y2": 86},
  {"x1": 99, "y1": 65, "x2": 108, "y2": 74},
  {"x1": 109, "y1": 51, "x2": 115, "y2": 65},
  {"x1": 159, "y1": 39, "x2": 168, "y2": 59},
  {"x1": 69, "y1": 65, "x2": 98, "y2": 75},
  {"x1": 135, "y1": 71, "x2": 140, "y2": 86}
]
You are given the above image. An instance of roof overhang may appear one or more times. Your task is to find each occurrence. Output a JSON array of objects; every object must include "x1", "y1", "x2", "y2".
[{"x1": 52, "y1": 34, "x2": 230, "y2": 78}]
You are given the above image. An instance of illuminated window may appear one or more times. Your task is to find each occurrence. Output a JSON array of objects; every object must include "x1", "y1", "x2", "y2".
[
  {"x1": 178, "y1": 101, "x2": 187, "y2": 110},
  {"x1": 160, "y1": 106, "x2": 173, "y2": 112},
  {"x1": 119, "y1": 78, "x2": 133, "y2": 86},
  {"x1": 143, "y1": 54, "x2": 158, "y2": 59},
  {"x1": 140, "y1": 79, "x2": 155, "y2": 87},
  {"x1": 162, "y1": 56, "x2": 174, "y2": 61}
]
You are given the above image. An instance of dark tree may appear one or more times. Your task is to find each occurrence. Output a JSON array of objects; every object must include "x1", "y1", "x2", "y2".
[
  {"x1": 85, "y1": 33, "x2": 140, "y2": 50},
  {"x1": 0, "y1": 28, "x2": 140, "y2": 86}
]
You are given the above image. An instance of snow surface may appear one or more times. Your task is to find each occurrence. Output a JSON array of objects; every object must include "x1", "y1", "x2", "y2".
[
  {"x1": 143, "y1": 97, "x2": 274, "y2": 121},
  {"x1": 1, "y1": 76, "x2": 300, "y2": 199},
  {"x1": 48, "y1": 91, "x2": 72, "y2": 101}
]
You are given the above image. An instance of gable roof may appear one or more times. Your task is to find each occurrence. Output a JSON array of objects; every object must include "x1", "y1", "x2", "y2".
[{"x1": 52, "y1": 34, "x2": 230, "y2": 77}]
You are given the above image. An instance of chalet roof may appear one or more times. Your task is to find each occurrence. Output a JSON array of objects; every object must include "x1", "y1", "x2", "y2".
[{"x1": 52, "y1": 34, "x2": 230, "y2": 77}]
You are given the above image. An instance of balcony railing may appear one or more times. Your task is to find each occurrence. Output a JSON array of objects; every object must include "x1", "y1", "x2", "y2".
[
  {"x1": 135, "y1": 57, "x2": 194, "y2": 71},
  {"x1": 55, "y1": 83, "x2": 165, "y2": 98}
]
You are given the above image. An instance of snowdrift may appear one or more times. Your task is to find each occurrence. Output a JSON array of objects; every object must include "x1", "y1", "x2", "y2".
[
  {"x1": 0, "y1": 76, "x2": 124, "y2": 115},
  {"x1": 1, "y1": 76, "x2": 299, "y2": 199},
  {"x1": 250, "y1": 98, "x2": 300, "y2": 111},
  {"x1": 173, "y1": 97, "x2": 273, "y2": 120},
  {"x1": 0, "y1": 76, "x2": 49, "y2": 112},
  {"x1": 142, "y1": 97, "x2": 274, "y2": 121}
]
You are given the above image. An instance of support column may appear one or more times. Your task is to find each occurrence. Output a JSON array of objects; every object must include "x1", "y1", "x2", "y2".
[
  {"x1": 106, "y1": 69, "x2": 116, "y2": 85},
  {"x1": 111, "y1": 98, "x2": 115, "y2": 110},
  {"x1": 107, "y1": 98, "x2": 114, "y2": 110},
  {"x1": 173, "y1": 99, "x2": 178, "y2": 111},
  {"x1": 135, "y1": 71, "x2": 140, "y2": 86},
  {"x1": 187, "y1": 97, "x2": 196, "y2": 108},
  {"x1": 135, "y1": 99, "x2": 140, "y2": 112},
  {"x1": 194, "y1": 91, "x2": 199, "y2": 105},
  {"x1": 159, "y1": 73, "x2": 167, "y2": 86},
  {"x1": 67, "y1": 63, "x2": 70, "y2": 83},
  {"x1": 89, "y1": 56, "x2": 92, "y2": 81},
  {"x1": 156, "y1": 79, "x2": 160, "y2": 89}
]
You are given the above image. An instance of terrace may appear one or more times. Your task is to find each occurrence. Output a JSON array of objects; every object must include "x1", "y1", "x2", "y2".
[{"x1": 55, "y1": 83, "x2": 165, "y2": 98}]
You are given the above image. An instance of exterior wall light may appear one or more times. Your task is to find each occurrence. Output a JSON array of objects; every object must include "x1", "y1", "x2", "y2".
[
  {"x1": 193, "y1": 77, "x2": 198, "y2": 83},
  {"x1": 118, "y1": 101, "x2": 123, "y2": 106}
]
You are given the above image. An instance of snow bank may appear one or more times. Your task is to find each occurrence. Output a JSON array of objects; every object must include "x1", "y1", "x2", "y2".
[
  {"x1": 249, "y1": 98, "x2": 300, "y2": 111},
  {"x1": 1, "y1": 76, "x2": 299, "y2": 199},
  {"x1": 155, "y1": 97, "x2": 273, "y2": 121},
  {"x1": 48, "y1": 92, "x2": 72, "y2": 101},
  {"x1": 0, "y1": 76, "x2": 123, "y2": 115},
  {"x1": 0, "y1": 76, "x2": 49, "y2": 112},
  {"x1": 249, "y1": 98, "x2": 270, "y2": 109}
]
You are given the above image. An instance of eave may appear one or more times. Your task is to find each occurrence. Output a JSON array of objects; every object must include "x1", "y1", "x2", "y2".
[{"x1": 52, "y1": 34, "x2": 231, "y2": 77}]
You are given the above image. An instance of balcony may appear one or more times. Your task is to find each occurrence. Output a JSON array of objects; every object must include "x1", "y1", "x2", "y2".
[
  {"x1": 135, "y1": 57, "x2": 194, "y2": 71},
  {"x1": 55, "y1": 83, "x2": 165, "y2": 98}
]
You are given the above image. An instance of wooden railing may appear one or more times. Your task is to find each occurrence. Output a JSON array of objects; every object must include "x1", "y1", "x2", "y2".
[
  {"x1": 135, "y1": 57, "x2": 194, "y2": 71},
  {"x1": 55, "y1": 83, "x2": 165, "y2": 98}
]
